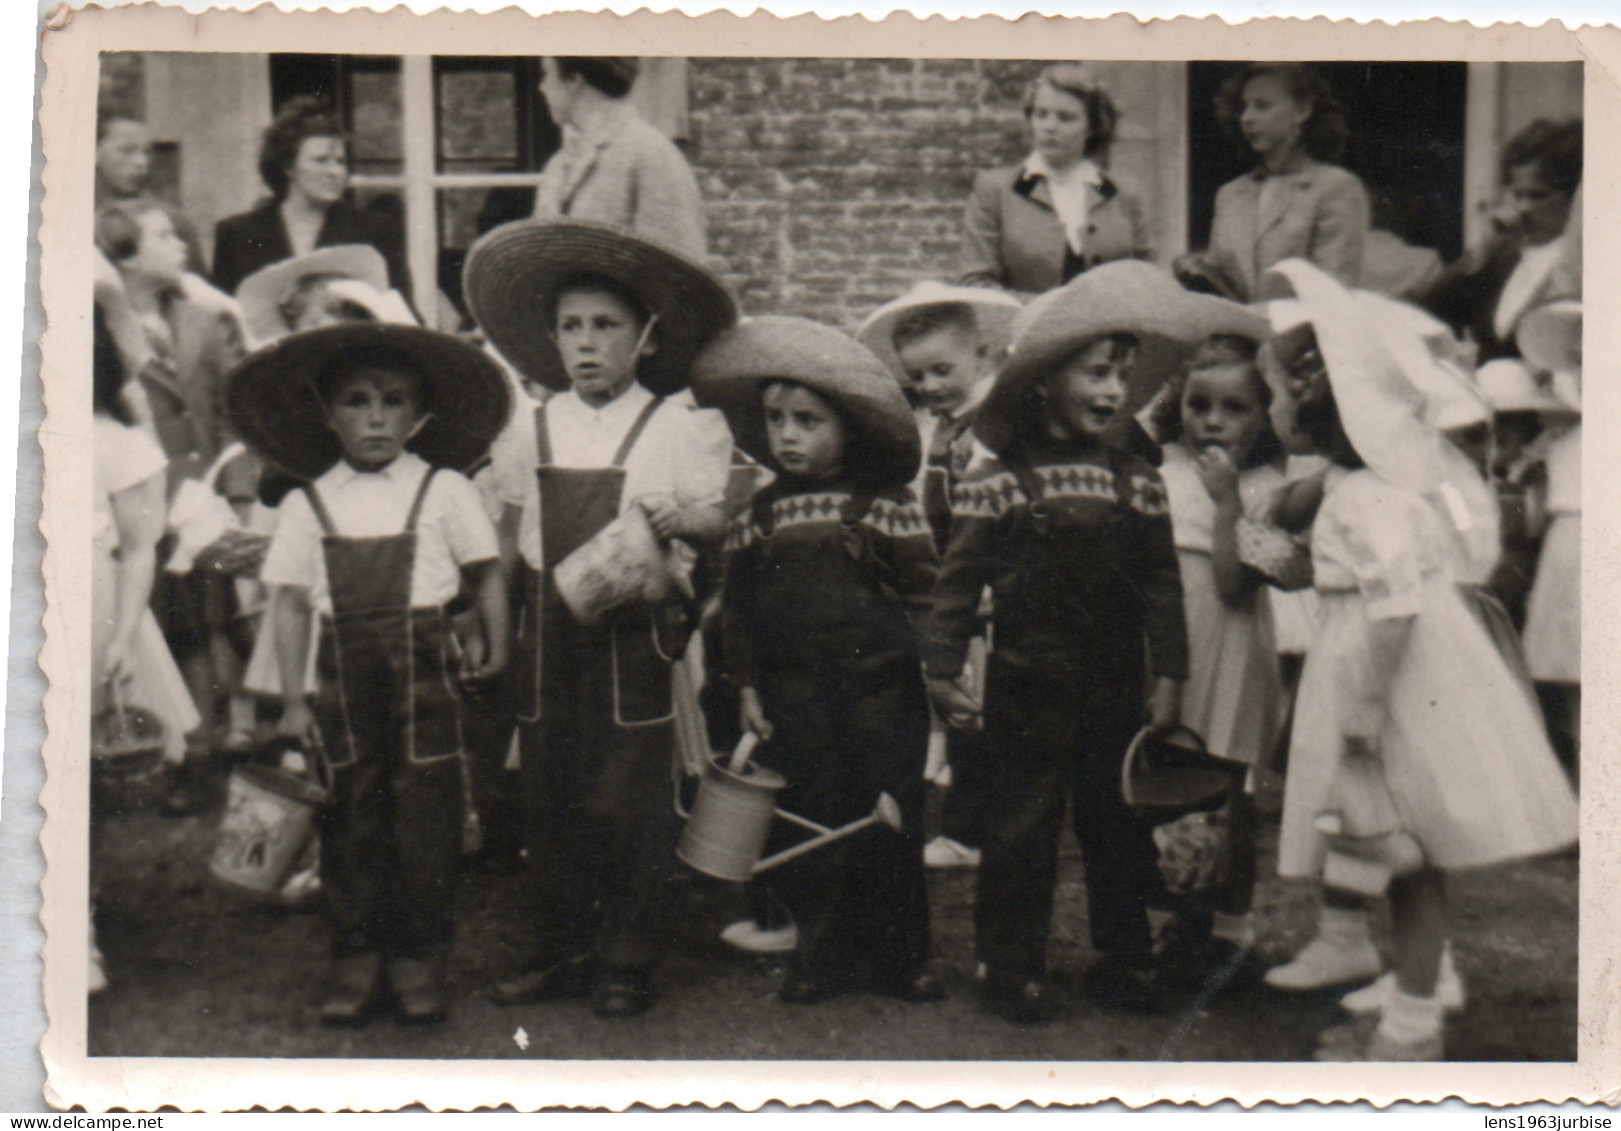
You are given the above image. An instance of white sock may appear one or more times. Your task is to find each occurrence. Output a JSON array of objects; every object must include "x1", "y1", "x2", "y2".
[
  {"x1": 1320, "y1": 905, "x2": 1371, "y2": 945},
  {"x1": 1379, "y1": 985, "x2": 1443, "y2": 1044}
]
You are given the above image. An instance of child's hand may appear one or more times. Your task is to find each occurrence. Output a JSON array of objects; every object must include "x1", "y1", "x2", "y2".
[
  {"x1": 1146, "y1": 678, "x2": 1182, "y2": 734},
  {"x1": 739, "y1": 687, "x2": 773, "y2": 742},
  {"x1": 928, "y1": 677, "x2": 982, "y2": 731},
  {"x1": 1196, "y1": 447, "x2": 1242, "y2": 506},
  {"x1": 639, "y1": 495, "x2": 683, "y2": 541}
]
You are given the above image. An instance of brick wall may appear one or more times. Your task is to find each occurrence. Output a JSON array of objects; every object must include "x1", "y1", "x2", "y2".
[{"x1": 688, "y1": 58, "x2": 1047, "y2": 332}]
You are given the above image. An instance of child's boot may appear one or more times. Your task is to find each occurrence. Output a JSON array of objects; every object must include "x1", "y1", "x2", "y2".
[
  {"x1": 1264, "y1": 906, "x2": 1381, "y2": 991},
  {"x1": 320, "y1": 951, "x2": 383, "y2": 1026},
  {"x1": 390, "y1": 955, "x2": 448, "y2": 1025}
]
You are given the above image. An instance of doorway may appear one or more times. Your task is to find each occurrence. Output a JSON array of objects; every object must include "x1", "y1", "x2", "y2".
[{"x1": 1186, "y1": 62, "x2": 1469, "y2": 264}]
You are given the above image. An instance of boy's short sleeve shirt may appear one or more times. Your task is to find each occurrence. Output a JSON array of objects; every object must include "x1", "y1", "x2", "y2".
[
  {"x1": 260, "y1": 452, "x2": 497, "y2": 615},
  {"x1": 489, "y1": 382, "x2": 733, "y2": 570}
]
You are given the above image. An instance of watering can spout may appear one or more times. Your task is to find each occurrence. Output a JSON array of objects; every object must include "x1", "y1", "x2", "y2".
[{"x1": 750, "y1": 791, "x2": 903, "y2": 876}]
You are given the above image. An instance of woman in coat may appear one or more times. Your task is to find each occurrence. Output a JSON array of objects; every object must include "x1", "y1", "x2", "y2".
[
  {"x1": 211, "y1": 97, "x2": 409, "y2": 299},
  {"x1": 1179, "y1": 64, "x2": 1369, "y2": 303},
  {"x1": 530, "y1": 57, "x2": 708, "y2": 258},
  {"x1": 959, "y1": 64, "x2": 1151, "y2": 297}
]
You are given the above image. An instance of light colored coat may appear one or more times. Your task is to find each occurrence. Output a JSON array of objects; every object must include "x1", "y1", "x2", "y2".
[
  {"x1": 959, "y1": 163, "x2": 1151, "y2": 297},
  {"x1": 532, "y1": 105, "x2": 707, "y2": 258},
  {"x1": 1208, "y1": 160, "x2": 1370, "y2": 301}
]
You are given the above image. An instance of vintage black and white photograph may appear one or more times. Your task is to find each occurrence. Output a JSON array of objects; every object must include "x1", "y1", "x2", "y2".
[{"x1": 37, "y1": 2, "x2": 1617, "y2": 1109}]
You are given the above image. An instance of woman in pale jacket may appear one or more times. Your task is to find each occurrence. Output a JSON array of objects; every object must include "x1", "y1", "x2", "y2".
[
  {"x1": 531, "y1": 57, "x2": 707, "y2": 258},
  {"x1": 1179, "y1": 64, "x2": 1369, "y2": 302},
  {"x1": 959, "y1": 64, "x2": 1151, "y2": 297}
]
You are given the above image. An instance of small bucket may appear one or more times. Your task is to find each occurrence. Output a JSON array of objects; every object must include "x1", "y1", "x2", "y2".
[
  {"x1": 209, "y1": 765, "x2": 327, "y2": 895},
  {"x1": 676, "y1": 758, "x2": 787, "y2": 883},
  {"x1": 1121, "y1": 725, "x2": 1231, "y2": 826},
  {"x1": 90, "y1": 688, "x2": 166, "y2": 781},
  {"x1": 554, "y1": 506, "x2": 692, "y2": 627}
]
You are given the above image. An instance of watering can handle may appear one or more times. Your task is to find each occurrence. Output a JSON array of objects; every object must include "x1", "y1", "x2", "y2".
[
  {"x1": 1120, "y1": 727, "x2": 1150, "y2": 810},
  {"x1": 727, "y1": 731, "x2": 761, "y2": 774}
]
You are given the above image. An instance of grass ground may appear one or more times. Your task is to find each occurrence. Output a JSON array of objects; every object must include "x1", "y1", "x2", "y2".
[{"x1": 87, "y1": 764, "x2": 1577, "y2": 1063}]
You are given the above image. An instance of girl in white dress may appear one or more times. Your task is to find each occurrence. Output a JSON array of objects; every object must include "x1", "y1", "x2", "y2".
[
  {"x1": 92, "y1": 305, "x2": 202, "y2": 994},
  {"x1": 1267, "y1": 260, "x2": 1576, "y2": 1061}
]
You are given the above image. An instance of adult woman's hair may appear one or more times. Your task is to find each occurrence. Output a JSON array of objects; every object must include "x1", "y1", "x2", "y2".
[
  {"x1": 1022, "y1": 63, "x2": 1119, "y2": 160},
  {"x1": 257, "y1": 97, "x2": 349, "y2": 201},
  {"x1": 1214, "y1": 63, "x2": 1350, "y2": 165},
  {"x1": 93, "y1": 305, "x2": 134, "y2": 426},
  {"x1": 555, "y1": 57, "x2": 640, "y2": 100},
  {"x1": 958, "y1": 63, "x2": 1150, "y2": 293},
  {"x1": 1499, "y1": 118, "x2": 1582, "y2": 196}
]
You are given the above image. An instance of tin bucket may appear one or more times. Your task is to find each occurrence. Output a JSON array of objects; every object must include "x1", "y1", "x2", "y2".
[
  {"x1": 209, "y1": 765, "x2": 326, "y2": 895},
  {"x1": 554, "y1": 505, "x2": 693, "y2": 626}
]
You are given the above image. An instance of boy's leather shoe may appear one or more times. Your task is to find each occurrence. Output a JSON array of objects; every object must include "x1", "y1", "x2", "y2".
[
  {"x1": 488, "y1": 953, "x2": 599, "y2": 1006},
  {"x1": 592, "y1": 967, "x2": 654, "y2": 1019},
  {"x1": 877, "y1": 967, "x2": 948, "y2": 1004},
  {"x1": 391, "y1": 956, "x2": 448, "y2": 1025},
  {"x1": 1082, "y1": 954, "x2": 1163, "y2": 1015},
  {"x1": 320, "y1": 952, "x2": 383, "y2": 1026},
  {"x1": 981, "y1": 971, "x2": 1050, "y2": 1025}
]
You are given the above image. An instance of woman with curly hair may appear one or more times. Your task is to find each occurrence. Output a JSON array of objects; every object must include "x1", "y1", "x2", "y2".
[
  {"x1": 1179, "y1": 64, "x2": 1370, "y2": 302},
  {"x1": 211, "y1": 97, "x2": 409, "y2": 298},
  {"x1": 959, "y1": 63, "x2": 1152, "y2": 297}
]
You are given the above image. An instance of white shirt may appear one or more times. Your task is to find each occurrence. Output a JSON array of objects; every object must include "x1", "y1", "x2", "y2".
[
  {"x1": 1024, "y1": 153, "x2": 1102, "y2": 257},
  {"x1": 260, "y1": 452, "x2": 498, "y2": 615},
  {"x1": 490, "y1": 382, "x2": 733, "y2": 571}
]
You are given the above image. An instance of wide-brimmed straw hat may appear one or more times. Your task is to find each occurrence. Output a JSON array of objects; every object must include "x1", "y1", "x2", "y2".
[
  {"x1": 1517, "y1": 300, "x2": 1581, "y2": 412},
  {"x1": 975, "y1": 260, "x2": 1204, "y2": 454},
  {"x1": 226, "y1": 322, "x2": 512, "y2": 481},
  {"x1": 854, "y1": 281, "x2": 1024, "y2": 384},
  {"x1": 1264, "y1": 259, "x2": 1443, "y2": 493},
  {"x1": 1477, "y1": 358, "x2": 1573, "y2": 417},
  {"x1": 1185, "y1": 292, "x2": 1272, "y2": 346},
  {"x1": 236, "y1": 245, "x2": 393, "y2": 347},
  {"x1": 463, "y1": 219, "x2": 737, "y2": 396},
  {"x1": 690, "y1": 315, "x2": 921, "y2": 491}
]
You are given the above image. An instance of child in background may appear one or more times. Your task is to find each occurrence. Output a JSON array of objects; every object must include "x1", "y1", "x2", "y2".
[
  {"x1": 926, "y1": 261, "x2": 1194, "y2": 1023},
  {"x1": 1149, "y1": 312, "x2": 1286, "y2": 965},
  {"x1": 693, "y1": 316, "x2": 943, "y2": 1005},
  {"x1": 857, "y1": 282, "x2": 1023, "y2": 871},
  {"x1": 1265, "y1": 260, "x2": 1575, "y2": 1060},
  {"x1": 237, "y1": 323, "x2": 511, "y2": 1026},
  {"x1": 1515, "y1": 301, "x2": 1582, "y2": 778},
  {"x1": 1478, "y1": 358, "x2": 1567, "y2": 629}
]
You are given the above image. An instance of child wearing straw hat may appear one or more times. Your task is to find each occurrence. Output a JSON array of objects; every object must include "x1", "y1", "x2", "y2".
[
  {"x1": 467, "y1": 219, "x2": 737, "y2": 1019},
  {"x1": 924, "y1": 259, "x2": 1197, "y2": 1023},
  {"x1": 692, "y1": 315, "x2": 943, "y2": 1006},
  {"x1": 233, "y1": 322, "x2": 513, "y2": 1026},
  {"x1": 1261, "y1": 259, "x2": 1575, "y2": 1060},
  {"x1": 856, "y1": 282, "x2": 1023, "y2": 873}
]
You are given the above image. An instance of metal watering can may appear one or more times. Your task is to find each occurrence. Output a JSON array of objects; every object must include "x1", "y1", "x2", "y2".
[{"x1": 675, "y1": 734, "x2": 902, "y2": 883}]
